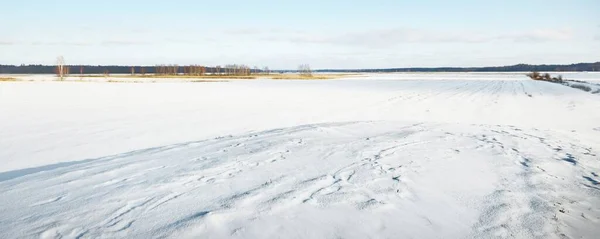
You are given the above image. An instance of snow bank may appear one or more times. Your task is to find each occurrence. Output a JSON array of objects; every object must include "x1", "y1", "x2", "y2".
[{"x1": 563, "y1": 80, "x2": 600, "y2": 94}]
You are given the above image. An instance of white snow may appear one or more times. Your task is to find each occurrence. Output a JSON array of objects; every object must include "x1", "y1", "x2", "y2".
[
  {"x1": 563, "y1": 80, "x2": 600, "y2": 94},
  {"x1": 1, "y1": 73, "x2": 599, "y2": 238}
]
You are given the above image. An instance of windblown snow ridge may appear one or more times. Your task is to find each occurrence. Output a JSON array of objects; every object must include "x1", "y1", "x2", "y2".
[{"x1": 0, "y1": 121, "x2": 598, "y2": 238}]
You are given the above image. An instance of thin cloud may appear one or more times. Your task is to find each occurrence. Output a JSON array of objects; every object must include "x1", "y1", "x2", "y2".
[
  {"x1": 0, "y1": 41, "x2": 14, "y2": 45},
  {"x1": 264, "y1": 28, "x2": 576, "y2": 48},
  {"x1": 8, "y1": 40, "x2": 152, "y2": 46},
  {"x1": 501, "y1": 29, "x2": 574, "y2": 42},
  {"x1": 271, "y1": 28, "x2": 491, "y2": 48},
  {"x1": 224, "y1": 28, "x2": 305, "y2": 36},
  {"x1": 46, "y1": 42, "x2": 91, "y2": 46},
  {"x1": 163, "y1": 37, "x2": 219, "y2": 44},
  {"x1": 130, "y1": 28, "x2": 149, "y2": 33},
  {"x1": 223, "y1": 28, "x2": 263, "y2": 35},
  {"x1": 100, "y1": 40, "x2": 151, "y2": 46},
  {"x1": 23, "y1": 41, "x2": 92, "y2": 46}
]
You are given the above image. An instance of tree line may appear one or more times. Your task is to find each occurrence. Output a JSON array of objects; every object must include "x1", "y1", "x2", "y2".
[
  {"x1": 1, "y1": 62, "x2": 599, "y2": 74},
  {"x1": 314, "y1": 62, "x2": 600, "y2": 73},
  {"x1": 0, "y1": 64, "x2": 272, "y2": 75}
]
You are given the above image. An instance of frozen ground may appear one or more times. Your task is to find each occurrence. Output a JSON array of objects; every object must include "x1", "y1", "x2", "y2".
[{"x1": 1, "y1": 73, "x2": 599, "y2": 238}]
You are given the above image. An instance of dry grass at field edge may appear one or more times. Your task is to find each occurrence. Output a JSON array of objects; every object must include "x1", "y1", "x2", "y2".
[{"x1": 0, "y1": 77, "x2": 17, "y2": 81}]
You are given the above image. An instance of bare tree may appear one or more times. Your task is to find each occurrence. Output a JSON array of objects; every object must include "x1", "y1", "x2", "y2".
[
  {"x1": 298, "y1": 64, "x2": 312, "y2": 77},
  {"x1": 543, "y1": 73, "x2": 551, "y2": 80},
  {"x1": 527, "y1": 71, "x2": 541, "y2": 80},
  {"x1": 80, "y1": 66, "x2": 84, "y2": 80},
  {"x1": 56, "y1": 56, "x2": 66, "y2": 80},
  {"x1": 183, "y1": 65, "x2": 205, "y2": 76}
]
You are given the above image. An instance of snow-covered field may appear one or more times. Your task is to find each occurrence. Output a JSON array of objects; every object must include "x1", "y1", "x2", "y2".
[
  {"x1": 563, "y1": 80, "x2": 600, "y2": 94},
  {"x1": 1, "y1": 73, "x2": 599, "y2": 238}
]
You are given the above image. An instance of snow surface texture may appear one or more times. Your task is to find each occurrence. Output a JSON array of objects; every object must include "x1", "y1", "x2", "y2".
[
  {"x1": 1, "y1": 73, "x2": 599, "y2": 238},
  {"x1": 563, "y1": 80, "x2": 600, "y2": 94}
]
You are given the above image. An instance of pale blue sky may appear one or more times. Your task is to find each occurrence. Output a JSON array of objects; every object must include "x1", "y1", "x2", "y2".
[{"x1": 2, "y1": 0, "x2": 599, "y2": 69}]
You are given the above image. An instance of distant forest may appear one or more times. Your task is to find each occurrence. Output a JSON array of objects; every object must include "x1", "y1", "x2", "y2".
[
  {"x1": 1, "y1": 62, "x2": 599, "y2": 74},
  {"x1": 315, "y1": 62, "x2": 600, "y2": 73}
]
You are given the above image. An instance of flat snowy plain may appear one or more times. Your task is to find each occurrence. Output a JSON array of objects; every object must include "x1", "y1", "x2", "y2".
[{"x1": 1, "y1": 72, "x2": 599, "y2": 238}]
